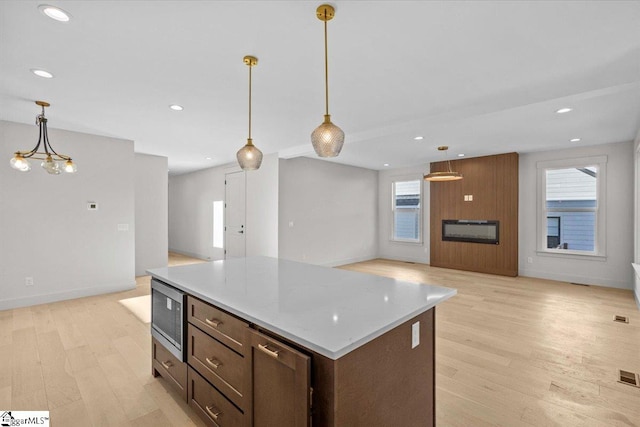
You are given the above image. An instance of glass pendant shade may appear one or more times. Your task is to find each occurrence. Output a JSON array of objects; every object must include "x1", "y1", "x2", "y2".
[
  {"x1": 10, "y1": 154, "x2": 31, "y2": 172},
  {"x1": 236, "y1": 139, "x2": 263, "y2": 171},
  {"x1": 64, "y1": 159, "x2": 77, "y2": 173},
  {"x1": 42, "y1": 155, "x2": 62, "y2": 175},
  {"x1": 311, "y1": 114, "x2": 344, "y2": 157}
]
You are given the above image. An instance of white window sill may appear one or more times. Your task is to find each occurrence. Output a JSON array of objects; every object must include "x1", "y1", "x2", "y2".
[
  {"x1": 536, "y1": 250, "x2": 606, "y2": 262},
  {"x1": 390, "y1": 239, "x2": 423, "y2": 245}
]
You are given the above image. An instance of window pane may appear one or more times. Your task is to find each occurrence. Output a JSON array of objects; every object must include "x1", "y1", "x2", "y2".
[
  {"x1": 545, "y1": 167, "x2": 596, "y2": 251},
  {"x1": 393, "y1": 180, "x2": 421, "y2": 241}
]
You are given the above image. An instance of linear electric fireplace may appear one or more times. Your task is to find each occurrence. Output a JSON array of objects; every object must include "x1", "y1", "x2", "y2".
[{"x1": 442, "y1": 220, "x2": 499, "y2": 244}]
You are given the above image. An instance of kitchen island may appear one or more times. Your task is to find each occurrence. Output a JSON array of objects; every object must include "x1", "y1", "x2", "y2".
[{"x1": 148, "y1": 257, "x2": 456, "y2": 427}]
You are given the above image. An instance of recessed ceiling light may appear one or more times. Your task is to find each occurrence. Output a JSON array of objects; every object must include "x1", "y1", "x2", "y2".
[
  {"x1": 30, "y1": 69, "x2": 53, "y2": 79},
  {"x1": 38, "y1": 4, "x2": 71, "y2": 22},
  {"x1": 570, "y1": 138, "x2": 581, "y2": 142},
  {"x1": 205, "y1": 157, "x2": 212, "y2": 160},
  {"x1": 383, "y1": 163, "x2": 390, "y2": 167},
  {"x1": 556, "y1": 107, "x2": 573, "y2": 114},
  {"x1": 458, "y1": 154, "x2": 465, "y2": 157},
  {"x1": 169, "y1": 104, "x2": 183, "y2": 111},
  {"x1": 414, "y1": 136, "x2": 424, "y2": 140}
]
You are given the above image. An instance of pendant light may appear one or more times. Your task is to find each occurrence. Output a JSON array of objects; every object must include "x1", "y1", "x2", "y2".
[
  {"x1": 236, "y1": 55, "x2": 263, "y2": 171},
  {"x1": 310, "y1": 4, "x2": 344, "y2": 157},
  {"x1": 10, "y1": 101, "x2": 77, "y2": 174},
  {"x1": 424, "y1": 146, "x2": 463, "y2": 182}
]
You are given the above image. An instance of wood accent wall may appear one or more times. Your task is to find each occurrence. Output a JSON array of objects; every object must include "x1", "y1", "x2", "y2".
[{"x1": 429, "y1": 152, "x2": 518, "y2": 276}]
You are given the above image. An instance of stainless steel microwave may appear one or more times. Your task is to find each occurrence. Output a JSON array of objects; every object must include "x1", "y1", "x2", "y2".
[{"x1": 151, "y1": 279, "x2": 186, "y2": 361}]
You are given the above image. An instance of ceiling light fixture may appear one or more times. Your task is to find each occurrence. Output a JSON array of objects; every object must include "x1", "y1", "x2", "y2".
[
  {"x1": 236, "y1": 55, "x2": 263, "y2": 171},
  {"x1": 38, "y1": 4, "x2": 71, "y2": 22},
  {"x1": 556, "y1": 107, "x2": 573, "y2": 114},
  {"x1": 10, "y1": 101, "x2": 77, "y2": 174},
  {"x1": 424, "y1": 146, "x2": 462, "y2": 182},
  {"x1": 169, "y1": 104, "x2": 183, "y2": 111},
  {"x1": 31, "y1": 69, "x2": 53, "y2": 79},
  {"x1": 414, "y1": 136, "x2": 424, "y2": 141},
  {"x1": 458, "y1": 153, "x2": 465, "y2": 157},
  {"x1": 310, "y1": 4, "x2": 344, "y2": 157},
  {"x1": 383, "y1": 163, "x2": 390, "y2": 167},
  {"x1": 570, "y1": 138, "x2": 581, "y2": 142}
]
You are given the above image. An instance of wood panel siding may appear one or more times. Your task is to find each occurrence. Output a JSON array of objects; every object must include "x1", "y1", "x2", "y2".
[{"x1": 430, "y1": 152, "x2": 518, "y2": 276}]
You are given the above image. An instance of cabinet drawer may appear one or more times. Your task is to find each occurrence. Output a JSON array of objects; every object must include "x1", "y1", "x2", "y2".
[
  {"x1": 188, "y1": 296, "x2": 248, "y2": 355},
  {"x1": 152, "y1": 337, "x2": 187, "y2": 401},
  {"x1": 188, "y1": 324, "x2": 248, "y2": 410},
  {"x1": 188, "y1": 366, "x2": 245, "y2": 427}
]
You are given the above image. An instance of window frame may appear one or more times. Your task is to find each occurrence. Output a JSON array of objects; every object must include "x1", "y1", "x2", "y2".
[
  {"x1": 536, "y1": 155, "x2": 607, "y2": 259},
  {"x1": 390, "y1": 177, "x2": 423, "y2": 244}
]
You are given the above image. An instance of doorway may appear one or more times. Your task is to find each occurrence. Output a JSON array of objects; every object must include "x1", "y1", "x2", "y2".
[{"x1": 225, "y1": 171, "x2": 246, "y2": 258}]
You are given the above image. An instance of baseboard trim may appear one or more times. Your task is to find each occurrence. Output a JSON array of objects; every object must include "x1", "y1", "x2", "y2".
[
  {"x1": 376, "y1": 254, "x2": 429, "y2": 265},
  {"x1": 519, "y1": 268, "x2": 631, "y2": 290},
  {"x1": 168, "y1": 248, "x2": 211, "y2": 261},
  {"x1": 0, "y1": 281, "x2": 136, "y2": 311},
  {"x1": 323, "y1": 255, "x2": 378, "y2": 268}
]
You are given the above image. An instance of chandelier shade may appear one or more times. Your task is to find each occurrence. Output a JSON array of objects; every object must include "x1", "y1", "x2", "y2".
[
  {"x1": 9, "y1": 101, "x2": 77, "y2": 175},
  {"x1": 237, "y1": 55, "x2": 263, "y2": 171},
  {"x1": 310, "y1": 4, "x2": 344, "y2": 157},
  {"x1": 424, "y1": 146, "x2": 463, "y2": 182}
]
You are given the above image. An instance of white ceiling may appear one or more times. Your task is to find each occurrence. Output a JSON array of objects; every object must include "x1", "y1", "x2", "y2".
[{"x1": 1, "y1": 1, "x2": 639, "y2": 174}]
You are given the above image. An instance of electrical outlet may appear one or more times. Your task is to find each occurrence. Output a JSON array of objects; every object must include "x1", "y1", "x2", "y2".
[
  {"x1": 412, "y1": 321, "x2": 420, "y2": 348},
  {"x1": 25, "y1": 277, "x2": 34, "y2": 286},
  {"x1": 527, "y1": 257, "x2": 533, "y2": 264}
]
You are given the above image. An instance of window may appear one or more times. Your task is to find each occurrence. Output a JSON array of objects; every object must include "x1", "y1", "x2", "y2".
[
  {"x1": 537, "y1": 156, "x2": 607, "y2": 257},
  {"x1": 392, "y1": 179, "x2": 422, "y2": 242}
]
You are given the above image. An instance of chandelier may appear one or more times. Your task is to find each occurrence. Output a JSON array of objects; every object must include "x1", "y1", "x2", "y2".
[
  {"x1": 424, "y1": 146, "x2": 462, "y2": 182},
  {"x1": 10, "y1": 101, "x2": 77, "y2": 174}
]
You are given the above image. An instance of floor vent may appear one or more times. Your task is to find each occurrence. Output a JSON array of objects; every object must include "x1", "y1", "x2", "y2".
[
  {"x1": 404, "y1": 261, "x2": 416, "y2": 264},
  {"x1": 618, "y1": 370, "x2": 640, "y2": 387},
  {"x1": 570, "y1": 282, "x2": 590, "y2": 286},
  {"x1": 613, "y1": 315, "x2": 629, "y2": 324}
]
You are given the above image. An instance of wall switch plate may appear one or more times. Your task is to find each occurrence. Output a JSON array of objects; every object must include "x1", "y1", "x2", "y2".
[
  {"x1": 289, "y1": 221, "x2": 294, "y2": 228},
  {"x1": 412, "y1": 321, "x2": 420, "y2": 348},
  {"x1": 527, "y1": 257, "x2": 533, "y2": 264},
  {"x1": 117, "y1": 224, "x2": 129, "y2": 231},
  {"x1": 25, "y1": 277, "x2": 34, "y2": 286}
]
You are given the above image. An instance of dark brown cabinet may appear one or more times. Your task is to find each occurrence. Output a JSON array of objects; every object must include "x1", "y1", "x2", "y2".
[
  {"x1": 249, "y1": 329, "x2": 310, "y2": 427},
  {"x1": 152, "y1": 337, "x2": 187, "y2": 401}
]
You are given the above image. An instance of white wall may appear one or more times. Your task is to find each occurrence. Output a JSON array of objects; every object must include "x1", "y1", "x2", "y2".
[
  {"x1": 168, "y1": 154, "x2": 279, "y2": 260},
  {"x1": 134, "y1": 153, "x2": 168, "y2": 276},
  {"x1": 519, "y1": 141, "x2": 634, "y2": 289},
  {"x1": 278, "y1": 157, "x2": 378, "y2": 266},
  {"x1": 378, "y1": 165, "x2": 430, "y2": 264},
  {"x1": 0, "y1": 120, "x2": 135, "y2": 310}
]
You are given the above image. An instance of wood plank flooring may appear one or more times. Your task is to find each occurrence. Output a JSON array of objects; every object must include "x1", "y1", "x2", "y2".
[{"x1": 0, "y1": 254, "x2": 638, "y2": 426}]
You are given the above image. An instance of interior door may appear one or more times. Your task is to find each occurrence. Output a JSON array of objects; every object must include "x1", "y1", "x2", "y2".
[
  {"x1": 225, "y1": 171, "x2": 246, "y2": 259},
  {"x1": 249, "y1": 329, "x2": 310, "y2": 427}
]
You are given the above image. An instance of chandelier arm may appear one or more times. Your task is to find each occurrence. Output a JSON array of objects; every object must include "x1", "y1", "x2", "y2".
[
  {"x1": 324, "y1": 14, "x2": 329, "y2": 116},
  {"x1": 22, "y1": 118, "x2": 45, "y2": 158}
]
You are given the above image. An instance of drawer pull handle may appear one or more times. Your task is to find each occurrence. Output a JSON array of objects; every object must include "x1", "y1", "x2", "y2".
[
  {"x1": 205, "y1": 405, "x2": 221, "y2": 420},
  {"x1": 206, "y1": 357, "x2": 222, "y2": 369},
  {"x1": 205, "y1": 318, "x2": 222, "y2": 328},
  {"x1": 161, "y1": 361, "x2": 172, "y2": 370},
  {"x1": 258, "y1": 343, "x2": 280, "y2": 358}
]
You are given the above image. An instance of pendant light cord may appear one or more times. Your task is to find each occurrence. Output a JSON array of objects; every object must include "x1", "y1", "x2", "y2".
[
  {"x1": 248, "y1": 62, "x2": 252, "y2": 139},
  {"x1": 324, "y1": 12, "x2": 329, "y2": 116}
]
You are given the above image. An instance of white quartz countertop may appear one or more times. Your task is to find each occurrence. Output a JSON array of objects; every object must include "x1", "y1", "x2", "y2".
[{"x1": 147, "y1": 257, "x2": 456, "y2": 360}]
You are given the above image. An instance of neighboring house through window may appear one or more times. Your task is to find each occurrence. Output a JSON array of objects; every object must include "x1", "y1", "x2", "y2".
[
  {"x1": 392, "y1": 179, "x2": 422, "y2": 242},
  {"x1": 537, "y1": 156, "x2": 607, "y2": 257}
]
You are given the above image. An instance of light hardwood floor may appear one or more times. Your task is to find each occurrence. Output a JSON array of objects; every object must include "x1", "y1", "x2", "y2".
[{"x1": 1, "y1": 255, "x2": 638, "y2": 426}]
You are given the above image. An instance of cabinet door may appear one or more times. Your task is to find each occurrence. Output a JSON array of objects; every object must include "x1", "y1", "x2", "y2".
[{"x1": 249, "y1": 329, "x2": 310, "y2": 427}]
